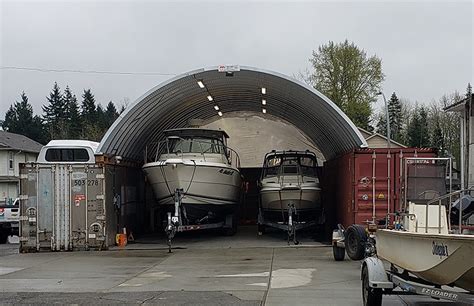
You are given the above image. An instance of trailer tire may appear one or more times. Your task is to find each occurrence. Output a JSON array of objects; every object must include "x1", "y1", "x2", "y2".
[
  {"x1": 362, "y1": 264, "x2": 382, "y2": 306},
  {"x1": 345, "y1": 224, "x2": 367, "y2": 260},
  {"x1": 333, "y1": 245, "x2": 345, "y2": 261}
]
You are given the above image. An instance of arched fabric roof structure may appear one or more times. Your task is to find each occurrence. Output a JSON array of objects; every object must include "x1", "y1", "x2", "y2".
[{"x1": 98, "y1": 66, "x2": 367, "y2": 161}]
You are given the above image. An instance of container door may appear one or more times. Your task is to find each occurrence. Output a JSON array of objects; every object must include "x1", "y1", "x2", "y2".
[
  {"x1": 353, "y1": 151, "x2": 396, "y2": 225},
  {"x1": 70, "y1": 164, "x2": 105, "y2": 250},
  {"x1": 19, "y1": 164, "x2": 40, "y2": 251},
  {"x1": 70, "y1": 165, "x2": 88, "y2": 249},
  {"x1": 37, "y1": 165, "x2": 57, "y2": 249},
  {"x1": 86, "y1": 165, "x2": 106, "y2": 249}
]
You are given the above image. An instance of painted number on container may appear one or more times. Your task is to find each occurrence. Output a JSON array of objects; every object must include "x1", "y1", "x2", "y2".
[{"x1": 73, "y1": 179, "x2": 99, "y2": 186}]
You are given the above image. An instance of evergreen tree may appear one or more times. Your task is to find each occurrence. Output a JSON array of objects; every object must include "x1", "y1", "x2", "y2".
[
  {"x1": 407, "y1": 106, "x2": 430, "y2": 147},
  {"x1": 387, "y1": 92, "x2": 403, "y2": 142},
  {"x1": 42, "y1": 82, "x2": 67, "y2": 139},
  {"x1": 431, "y1": 118, "x2": 444, "y2": 155},
  {"x1": 81, "y1": 89, "x2": 97, "y2": 125},
  {"x1": 80, "y1": 89, "x2": 98, "y2": 139},
  {"x1": 3, "y1": 92, "x2": 47, "y2": 143},
  {"x1": 375, "y1": 113, "x2": 387, "y2": 135},
  {"x1": 63, "y1": 86, "x2": 82, "y2": 139},
  {"x1": 105, "y1": 101, "x2": 119, "y2": 127},
  {"x1": 419, "y1": 107, "x2": 430, "y2": 147},
  {"x1": 96, "y1": 104, "x2": 107, "y2": 132}
]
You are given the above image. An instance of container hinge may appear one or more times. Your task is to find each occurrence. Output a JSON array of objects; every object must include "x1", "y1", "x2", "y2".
[
  {"x1": 96, "y1": 215, "x2": 106, "y2": 221},
  {"x1": 19, "y1": 216, "x2": 29, "y2": 221},
  {"x1": 19, "y1": 195, "x2": 29, "y2": 200},
  {"x1": 96, "y1": 173, "x2": 105, "y2": 179},
  {"x1": 20, "y1": 174, "x2": 28, "y2": 179},
  {"x1": 96, "y1": 194, "x2": 105, "y2": 200},
  {"x1": 19, "y1": 237, "x2": 29, "y2": 242}
]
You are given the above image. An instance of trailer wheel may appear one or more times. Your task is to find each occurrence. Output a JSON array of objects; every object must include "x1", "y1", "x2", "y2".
[
  {"x1": 333, "y1": 245, "x2": 345, "y2": 261},
  {"x1": 362, "y1": 264, "x2": 382, "y2": 306},
  {"x1": 345, "y1": 225, "x2": 367, "y2": 260}
]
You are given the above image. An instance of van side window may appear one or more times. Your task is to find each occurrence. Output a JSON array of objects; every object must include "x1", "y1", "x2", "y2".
[{"x1": 45, "y1": 149, "x2": 90, "y2": 162}]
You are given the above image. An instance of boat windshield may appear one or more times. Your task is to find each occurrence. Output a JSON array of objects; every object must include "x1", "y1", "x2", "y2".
[
  {"x1": 167, "y1": 137, "x2": 226, "y2": 155},
  {"x1": 263, "y1": 154, "x2": 317, "y2": 177}
]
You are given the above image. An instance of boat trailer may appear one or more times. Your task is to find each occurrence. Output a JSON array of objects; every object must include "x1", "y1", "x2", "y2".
[
  {"x1": 257, "y1": 203, "x2": 320, "y2": 245},
  {"x1": 361, "y1": 256, "x2": 474, "y2": 306},
  {"x1": 165, "y1": 189, "x2": 234, "y2": 253}
]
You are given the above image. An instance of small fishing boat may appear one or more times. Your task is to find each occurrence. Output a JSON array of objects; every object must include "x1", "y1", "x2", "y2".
[
  {"x1": 376, "y1": 199, "x2": 474, "y2": 292},
  {"x1": 143, "y1": 128, "x2": 242, "y2": 227}
]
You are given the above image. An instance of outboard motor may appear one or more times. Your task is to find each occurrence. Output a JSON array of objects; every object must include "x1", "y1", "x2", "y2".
[{"x1": 451, "y1": 194, "x2": 474, "y2": 225}]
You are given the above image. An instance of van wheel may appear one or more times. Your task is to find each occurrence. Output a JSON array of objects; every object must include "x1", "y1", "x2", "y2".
[
  {"x1": 345, "y1": 225, "x2": 367, "y2": 260},
  {"x1": 333, "y1": 245, "x2": 345, "y2": 261},
  {"x1": 362, "y1": 264, "x2": 382, "y2": 306}
]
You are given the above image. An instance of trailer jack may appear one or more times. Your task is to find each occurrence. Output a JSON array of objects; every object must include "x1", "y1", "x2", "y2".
[
  {"x1": 165, "y1": 189, "x2": 183, "y2": 253},
  {"x1": 287, "y1": 204, "x2": 299, "y2": 245},
  {"x1": 165, "y1": 188, "x2": 227, "y2": 253}
]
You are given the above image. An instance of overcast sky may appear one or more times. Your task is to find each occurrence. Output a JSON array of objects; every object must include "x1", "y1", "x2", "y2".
[{"x1": 1, "y1": 0, "x2": 472, "y2": 117}]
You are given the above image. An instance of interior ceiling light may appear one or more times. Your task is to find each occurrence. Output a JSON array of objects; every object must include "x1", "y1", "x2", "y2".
[
  {"x1": 207, "y1": 95, "x2": 213, "y2": 101},
  {"x1": 197, "y1": 81, "x2": 205, "y2": 88},
  {"x1": 261, "y1": 87, "x2": 266, "y2": 94},
  {"x1": 262, "y1": 99, "x2": 266, "y2": 105},
  {"x1": 214, "y1": 105, "x2": 219, "y2": 111},
  {"x1": 262, "y1": 108, "x2": 267, "y2": 114},
  {"x1": 218, "y1": 111, "x2": 223, "y2": 116}
]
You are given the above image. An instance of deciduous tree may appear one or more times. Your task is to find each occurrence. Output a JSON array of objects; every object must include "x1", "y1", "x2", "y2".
[{"x1": 309, "y1": 40, "x2": 384, "y2": 129}]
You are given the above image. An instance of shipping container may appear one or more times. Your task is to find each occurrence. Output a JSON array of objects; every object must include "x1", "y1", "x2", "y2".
[
  {"x1": 19, "y1": 162, "x2": 146, "y2": 252},
  {"x1": 323, "y1": 148, "x2": 436, "y2": 230}
]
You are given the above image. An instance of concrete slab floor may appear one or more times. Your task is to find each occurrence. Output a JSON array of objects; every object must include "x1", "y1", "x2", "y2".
[{"x1": 0, "y1": 232, "x2": 469, "y2": 305}]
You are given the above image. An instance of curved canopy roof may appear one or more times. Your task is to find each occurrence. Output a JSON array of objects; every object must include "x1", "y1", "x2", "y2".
[{"x1": 98, "y1": 66, "x2": 367, "y2": 161}]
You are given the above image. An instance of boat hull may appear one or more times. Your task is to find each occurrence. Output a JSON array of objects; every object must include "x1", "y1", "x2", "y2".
[
  {"x1": 260, "y1": 183, "x2": 321, "y2": 221},
  {"x1": 376, "y1": 229, "x2": 474, "y2": 292},
  {"x1": 143, "y1": 160, "x2": 242, "y2": 223}
]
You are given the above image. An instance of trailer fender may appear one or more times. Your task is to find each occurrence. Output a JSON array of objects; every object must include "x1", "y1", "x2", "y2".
[{"x1": 362, "y1": 257, "x2": 393, "y2": 289}]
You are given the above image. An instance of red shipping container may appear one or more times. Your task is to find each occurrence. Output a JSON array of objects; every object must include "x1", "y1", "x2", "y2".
[{"x1": 322, "y1": 148, "x2": 436, "y2": 230}]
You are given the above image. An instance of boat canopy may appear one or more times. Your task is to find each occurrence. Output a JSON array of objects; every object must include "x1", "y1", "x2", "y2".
[{"x1": 163, "y1": 128, "x2": 229, "y2": 140}]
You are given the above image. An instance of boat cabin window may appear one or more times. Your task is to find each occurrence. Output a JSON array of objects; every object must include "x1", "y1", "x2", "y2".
[
  {"x1": 263, "y1": 154, "x2": 317, "y2": 177},
  {"x1": 281, "y1": 158, "x2": 299, "y2": 174},
  {"x1": 264, "y1": 157, "x2": 281, "y2": 176},
  {"x1": 300, "y1": 156, "x2": 318, "y2": 176},
  {"x1": 45, "y1": 148, "x2": 90, "y2": 162},
  {"x1": 168, "y1": 137, "x2": 225, "y2": 155}
]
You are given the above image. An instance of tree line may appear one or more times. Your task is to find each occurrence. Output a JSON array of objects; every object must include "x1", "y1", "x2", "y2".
[
  {"x1": 307, "y1": 40, "x2": 466, "y2": 162},
  {"x1": 373, "y1": 91, "x2": 463, "y2": 162},
  {"x1": 1, "y1": 40, "x2": 467, "y2": 163},
  {"x1": 2, "y1": 83, "x2": 124, "y2": 144}
]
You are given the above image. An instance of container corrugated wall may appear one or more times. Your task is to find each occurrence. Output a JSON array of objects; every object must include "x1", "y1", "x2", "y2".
[
  {"x1": 323, "y1": 148, "x2": 436, "y2": 228},
  {"x1": 19, "y1": 163, "x2": 107, "y2": 252}
]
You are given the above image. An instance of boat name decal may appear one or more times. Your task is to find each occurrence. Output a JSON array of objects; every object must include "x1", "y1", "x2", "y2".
[
  {"x1": 219, "y1": 169, "x2": 234, "y2": 176},
  {"x1": 432, "y1": 241, "x2": 449, "y2": 258},
  {"x1": 421, "y1": 288, "x2": 458, "y2": 300}
]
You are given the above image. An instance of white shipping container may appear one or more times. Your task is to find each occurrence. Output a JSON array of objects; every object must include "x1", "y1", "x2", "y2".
[{"x1": 19, "y1": 163, "x2": 107, "y2": 251}]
